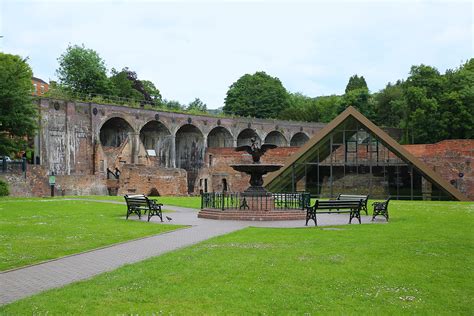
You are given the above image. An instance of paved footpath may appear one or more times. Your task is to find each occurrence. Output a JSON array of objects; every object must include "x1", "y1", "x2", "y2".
[{"x1": 0, "y1": 200, "x2": 378, "y2": 305}]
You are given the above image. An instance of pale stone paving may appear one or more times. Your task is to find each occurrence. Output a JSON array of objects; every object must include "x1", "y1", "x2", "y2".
[{"x1": 0, "y1": 200, "x2": 379, "y2": 305}]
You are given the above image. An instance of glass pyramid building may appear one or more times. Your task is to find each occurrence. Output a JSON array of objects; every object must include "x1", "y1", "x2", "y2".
[{"x1": 265, "y1": 106, "x2": 468, "y2": 201}]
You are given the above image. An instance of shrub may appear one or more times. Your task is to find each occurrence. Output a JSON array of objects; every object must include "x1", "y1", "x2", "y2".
[{"x1": 0, "y1": 180, "x2": 9, "y2": 196}]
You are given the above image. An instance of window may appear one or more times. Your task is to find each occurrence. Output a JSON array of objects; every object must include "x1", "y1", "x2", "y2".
[{"x1": 41, "y1": 85, "x2": 45, "y2": 94}]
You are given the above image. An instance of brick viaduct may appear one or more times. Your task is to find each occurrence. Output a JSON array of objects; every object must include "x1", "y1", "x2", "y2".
[
  {"x1": 32, "y1": 98, "x2": 324, "y2": 195},
  {"x1": 2, "y1": 98, "x2": 470, "y2": 199}
]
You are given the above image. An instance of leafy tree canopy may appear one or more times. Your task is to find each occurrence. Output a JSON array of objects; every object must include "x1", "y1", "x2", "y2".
[
  {"x1": 187, "y1": 98, "x2": 207, "y2": 113},
  {"x1": 345, "y1": 74, "x2": 368, "y2": 93},
  {"x1": 56, "y1": 44, "x2": 111, "y2": 95},
  {"x1": 223, "y1": 71, "x2": 290, "y2": 118},
  {"x1": 141, "y1": 80, "x2": 162, "y2": 104},
  {"x1": 279, "y1": 93, "x2": 319, "y2": 122},
  {"x1": 110, "y1": 68, "x2": 143, "y2": 100},
  {"x1": 0, "y1": 53, "x2": 38, "y2": 155},
  {"x1": 162, "y1": 99, "x2": 184, "y2": 111}
]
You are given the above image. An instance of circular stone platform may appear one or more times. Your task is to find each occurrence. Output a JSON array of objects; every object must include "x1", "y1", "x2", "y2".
[{"x1": 198, "y1": 209, "x2": 306, "y2": 221}]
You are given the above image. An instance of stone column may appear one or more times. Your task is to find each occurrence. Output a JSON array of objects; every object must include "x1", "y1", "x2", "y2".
[
  {"x1": 129, "y1": 132, "x2": 140, "y2": 164},
  {"x1": 170, "y1": 134, "x2": 176, "y2": 168}
]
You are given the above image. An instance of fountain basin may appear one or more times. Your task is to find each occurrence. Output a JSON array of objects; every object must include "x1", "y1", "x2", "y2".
[
  {"x1": 230, "y1": 164, "x2": 283, "y2": 173},
  {"x1": 230, "y1": 163, "x2": 283, "y2": 195}
]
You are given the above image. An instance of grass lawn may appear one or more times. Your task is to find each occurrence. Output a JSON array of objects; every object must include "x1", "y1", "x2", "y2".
[
  {"x1": 1, "y1": 200, "x2": 473, "y2": 314},
  {"x1": 0, "y1": 198, "x2": 183, "y2": 271},
  {"x1": 68, "y1": 195, "x2": 202, "y2": 209}
]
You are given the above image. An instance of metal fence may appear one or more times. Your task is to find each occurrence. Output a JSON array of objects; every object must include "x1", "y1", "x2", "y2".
[
  {"x1": 0, "y1": 158, "x2": 27, "y2": 176},
  {"x1": 201, "y1": 192, "x2": 311, "y2": 211}
]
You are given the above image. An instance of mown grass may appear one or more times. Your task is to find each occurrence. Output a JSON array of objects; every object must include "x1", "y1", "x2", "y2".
[
  {"x1": 68, "y1": 195, "x2": 202, "y2": 209},
  {"x1": 1, "y1": 200, "x2": 473, "y2": 314},
  {"x1": 0, "y1": 198, "x2": 183, "y2": 271}
]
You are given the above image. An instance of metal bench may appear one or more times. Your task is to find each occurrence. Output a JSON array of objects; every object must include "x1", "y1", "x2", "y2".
[
  {"x1": 124, "y1": 194, "x2": 163, "y2": 222},
  {"x1": 336, "y1": 194, "x2": 369, "y2": 215},
  {"x1": 306, "y1": 199, "x2": 362, "y2": 226},
  {"x1": 372, "y1": 198, "x2": 390, "y2": 221}
]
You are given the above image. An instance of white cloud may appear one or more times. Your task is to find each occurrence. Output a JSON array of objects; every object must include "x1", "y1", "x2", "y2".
[{"x1": 1, "y1": 1, "x2": 472, "y2": 108}]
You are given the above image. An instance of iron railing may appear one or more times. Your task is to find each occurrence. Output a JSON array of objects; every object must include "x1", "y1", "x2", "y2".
[
  {"x1": 1, "y1": 158, "x2": 27, "y2": 177},
  {"x1": 201, "y1": 192, "x2": 311, "y2": 211}
]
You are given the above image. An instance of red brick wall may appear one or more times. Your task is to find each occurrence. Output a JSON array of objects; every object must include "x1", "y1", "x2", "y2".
[
  {"x1": 404, "y1": 140, "x2": 473, "y2": 200},
  {"x1": 117, "y1": 164, "x2": 188, "y2": 196},
  {"x1": 196, "y1": 147, "x2": 299, "y2": 193},
  {"x1": 197, "y1": 141, "x2": 473, "y2": 200}
]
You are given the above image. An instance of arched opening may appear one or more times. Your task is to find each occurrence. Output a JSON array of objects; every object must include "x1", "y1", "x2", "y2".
[
  {"x1": 264, "y1": 131, "x2": 288, "y2": 146},
  {"x1": 207, "y1": 126, "x2": 233, "y2": 148},
  {"x1": 99, "y1": 117, "x2": 133, "y2": 147},
  {"x1": 139, "y1": 121, "x2": 172, "y2": 167},
  {"x1": 290, "y1": 132, "x2": 310, "y2": 147},
  {"x1": 237, "y1": 128, "x2": 261, "y2": 147},
  {"x1": 176, "y1": 124, "x2": 204, "y2": 193}
]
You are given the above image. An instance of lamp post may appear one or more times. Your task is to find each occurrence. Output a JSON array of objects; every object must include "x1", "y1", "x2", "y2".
[{"x1": 49, "y1": 172, "x2": 56, "y2": 197}]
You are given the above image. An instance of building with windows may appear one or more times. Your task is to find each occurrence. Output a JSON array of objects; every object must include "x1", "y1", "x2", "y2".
[{"x1": 31, "y1": 77, "x2": 49, "y2": 96}]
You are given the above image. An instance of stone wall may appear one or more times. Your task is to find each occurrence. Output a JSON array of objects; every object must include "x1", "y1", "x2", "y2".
[
  {"x1": 404, "y1": 140, "x2": 473, "y2": 200},
  {"x1": 196, "y1": 147, "x2": 299, "y2": 194},
  {"x1": 117, "y1": 164, "x2": 188, "y2": 196},
  {"x1": 0, "y1": 165, "x2": 107, "y2": 197}
]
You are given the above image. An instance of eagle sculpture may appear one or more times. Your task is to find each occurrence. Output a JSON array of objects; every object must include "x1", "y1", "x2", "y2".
[{"x1": 235, "y1": 137, "x2": 277, "y2": 163}]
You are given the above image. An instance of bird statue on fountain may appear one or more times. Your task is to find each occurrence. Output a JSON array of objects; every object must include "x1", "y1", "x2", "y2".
[{"x1": 235, "y1": 137, "x2": 277, "y2": 163}]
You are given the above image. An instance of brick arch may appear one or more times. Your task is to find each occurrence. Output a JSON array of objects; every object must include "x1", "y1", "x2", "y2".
[
  {"x1": 207, "y1": 126, "x2": 234, "y2": 148},
  {"x1": 264, "y1": 131, "x2": 288, "y2": 146},
  {"x1": 98, "y1": 113, "x2": 136, "y2": 133},
  {"x1": 139, "y1": 120, "x2": 172, "y2": 167},
  {"x1": 290, "y1": 132, "x2": 310, "y2": 147},
  {"x1": 137, "y1": 119, "x2": 172, "y2": 135},
  {"x1": 237, "y1": 128, "x2": 262, "y2": 147},
  {"x1": 175, "y1": 124, "x2": 205, "y2": 193},
  {"x1": 99, "y1": 117, "x2": 134, "y2": 147}
]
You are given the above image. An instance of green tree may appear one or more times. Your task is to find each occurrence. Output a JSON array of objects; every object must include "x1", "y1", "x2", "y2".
[
  {"x1": 223, "y1": 71, "x2": 290, "y2": 118},
  {"x1": 141, "y1": 80, "x2": 162, "y2": 104},
  {"x1": 373, "y1": 81, "x2": 406, "y2": 128},
  {"x1": 345, "y1": 74, "x2": 368, "y2": 93},
  {"x1": 187, "y1": 98, "x2": 207, "y2": 112},
  {"x1": 162, "y1": 99, "x2": 184, "y2": 111},
  {"x1": 402, "y1": 65, "x2": 444, "y2": 143},
  {"x1": 339, "y1": 74, "x2": 374, "y2": 119},
  {"x1": 56, "y1": 44, "x2": 111, "y2": 95},
  {"x1": 0, "y1": 53, "x2": 38, "y2": 155},
  {"x1": 315, "y1": 95, "x2": 342, "y2": 122},
  {"x1": 403, "y1": 86, "x2": 441, "y2": 143},
  {"x1": 110, "y1": 68, "x2": 143, "y2": 100},
  {"x1": 279, "y1": 93, "x2": 319, "y2": 122},
  {"x1": 438, "y1": 59, "x2": 474, "y2": 140}
]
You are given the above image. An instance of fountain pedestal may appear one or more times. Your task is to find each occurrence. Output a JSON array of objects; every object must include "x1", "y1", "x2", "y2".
[
  {"x1": 198, "y1": 140, "x2": 307, "y2": 221},
  {"x1": 230, "y1": 164, "x2": 283, "y2": 196}
]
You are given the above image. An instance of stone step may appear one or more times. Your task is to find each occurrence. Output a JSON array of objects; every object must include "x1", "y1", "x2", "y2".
[{"x1": 198, "y1": 209, "x2": 306, "y2": 221}]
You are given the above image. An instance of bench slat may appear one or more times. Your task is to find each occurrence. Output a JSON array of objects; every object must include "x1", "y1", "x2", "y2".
[
  {"x1": 305, "y1": 199, "x2": 363, "y2": 226},
  {"x1": 124, "y1": 194, "x2": 163, "y2": 222}
]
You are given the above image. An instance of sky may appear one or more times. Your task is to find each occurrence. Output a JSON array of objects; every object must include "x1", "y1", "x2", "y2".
[{"x1": 0, "y1": 0, "x2": 472, "y2": 109}]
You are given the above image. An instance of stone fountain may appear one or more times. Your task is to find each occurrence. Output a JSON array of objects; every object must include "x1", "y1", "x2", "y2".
[
  {"x1": 198, "y1": 138, "x2": 308, "y2": 221},
  {"x1": 231, "y1": 138, "x2": 283, "y2": 196}
]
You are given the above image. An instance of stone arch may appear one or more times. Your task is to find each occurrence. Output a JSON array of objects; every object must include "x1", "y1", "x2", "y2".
[
  {"x1": 264, "y1": 131, "x2": 288, "y2": 146},
  {"x1": 237, "y1": 128, "x2": 262, "y2": 147},
  {"x1": 290, "y1": 132, "x2": 310, "y2": 147},
  {"x1": 139, "y1": 120, "x2": 172, "y2": 167},
  {"x1": 175, "y1": 124, "x2": 205, "y2": 193},
  {"x1": 207, "y1": 126, "x2": 233, "y2": 148},
  {"x1": 99, "y1": 117, "x2": 134, "y2": 147}
]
